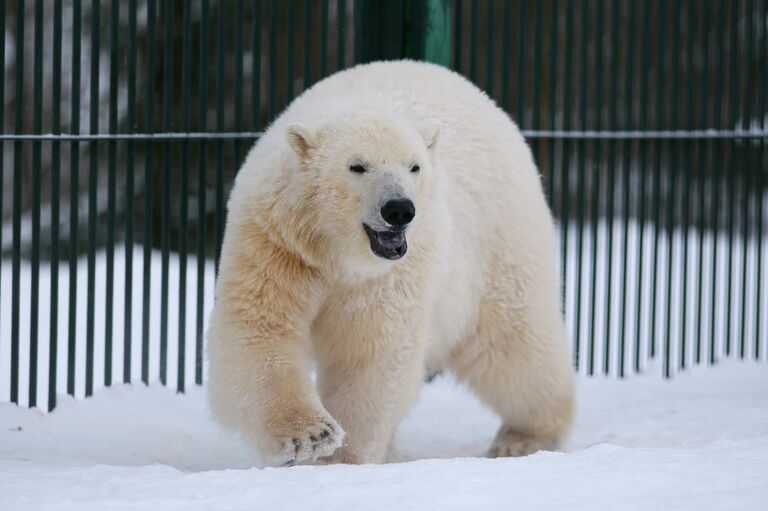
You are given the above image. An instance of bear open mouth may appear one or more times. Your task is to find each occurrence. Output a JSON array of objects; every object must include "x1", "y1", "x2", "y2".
[{"x1": 363, "y1": 224, "x2": 408, "y2": 260}]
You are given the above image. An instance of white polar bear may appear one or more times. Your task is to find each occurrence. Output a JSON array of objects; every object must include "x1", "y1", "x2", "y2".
[{"x1": 207, "y1": 60, "x2": 574, "y2": 466}]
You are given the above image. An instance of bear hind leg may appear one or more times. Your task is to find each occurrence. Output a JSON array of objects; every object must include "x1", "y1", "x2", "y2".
[{"x1": 450, "y1": 294, "x2": 575, "y2": 458}]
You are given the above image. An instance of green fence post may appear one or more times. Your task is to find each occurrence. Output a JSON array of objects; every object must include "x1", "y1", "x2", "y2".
[
  {"x1": 354, "y1": 0, "x2": 406, "y2": 63},
  {"x1": 354, "y1": 0, "x2": 451, "y2": 66},
  {"x1": 407, "y1": 0, "x2": 451, "y2": 66}
]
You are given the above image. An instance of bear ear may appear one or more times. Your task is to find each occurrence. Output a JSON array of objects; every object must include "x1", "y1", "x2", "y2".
[
  {"x1": 286, "y1": 123, "x2": 318, "y2": 159},
  {"x1": 417, "y1": 120, "x2": 441, "y2": 151}
]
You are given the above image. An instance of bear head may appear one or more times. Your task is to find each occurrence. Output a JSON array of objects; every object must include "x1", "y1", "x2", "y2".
[{"x1": 284, "y1": 110, "x2": 441, "y2": 277}]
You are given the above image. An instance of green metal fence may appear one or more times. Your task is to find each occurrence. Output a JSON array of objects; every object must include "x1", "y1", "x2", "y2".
[{"x1": 1, "y1": 0, "x2": 766, "y2": 411}]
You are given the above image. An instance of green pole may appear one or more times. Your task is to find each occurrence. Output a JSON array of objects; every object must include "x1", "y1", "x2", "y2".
[
  {"x1": 355, "y1": 0, "x2": 451, "y2": 67},
  {"x1": 407, "y1": 0, "x2": 451, "y2": 66}
]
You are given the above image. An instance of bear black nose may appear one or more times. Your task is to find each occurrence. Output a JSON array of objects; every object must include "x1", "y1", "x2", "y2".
[{"x1": 381, "y1": 199, "x2": 415, "y2": 227}]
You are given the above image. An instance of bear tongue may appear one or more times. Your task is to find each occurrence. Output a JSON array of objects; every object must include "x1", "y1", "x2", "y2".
[{"x1": 377, "y1": 230, "x2": 405, "y2": 249}]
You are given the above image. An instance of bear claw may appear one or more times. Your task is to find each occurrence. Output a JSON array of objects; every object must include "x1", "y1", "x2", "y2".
[{"x1": 274, "y1": 417, "x2": 345, "y2": 466}]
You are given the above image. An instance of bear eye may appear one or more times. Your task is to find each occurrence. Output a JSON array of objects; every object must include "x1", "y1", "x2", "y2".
[
  {"x1": 350, "y1": 164, "x2": 366, "y2": 174},
  {"x1": 411, "y1": 165, "x2": 420, "y2": 173}
]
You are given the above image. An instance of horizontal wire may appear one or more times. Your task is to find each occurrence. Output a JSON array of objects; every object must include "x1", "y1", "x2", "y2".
[
  {"x1": 522, "y1": 129, "x2": 768, "y2": 139},
  {"x1": 0, "y1": 131, "x2": 264, "y2": 141},
  {"x1": 0, "y1": 129, "x2": 767, "y2": 142}
]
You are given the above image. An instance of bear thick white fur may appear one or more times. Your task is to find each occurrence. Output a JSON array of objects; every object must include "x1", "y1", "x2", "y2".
[{"x1": 207, "y1": 61, "x2": 574, "y2": 466}]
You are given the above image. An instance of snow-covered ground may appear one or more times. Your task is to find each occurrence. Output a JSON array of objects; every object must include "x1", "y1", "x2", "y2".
[{"x1": 1, "y1": 362, "x2": 767, "y2": 510}]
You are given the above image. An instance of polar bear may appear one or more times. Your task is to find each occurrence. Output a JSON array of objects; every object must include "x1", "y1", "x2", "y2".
[{"x1": 207, "y1": 60, "x2": 574, "y2": 466}]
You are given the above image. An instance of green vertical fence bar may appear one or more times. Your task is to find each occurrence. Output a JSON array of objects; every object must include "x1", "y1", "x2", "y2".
[
  {"x1": 320, "y1": 0, "x2": 329, "y2": 78},
  {"x1": 695, "y1": 1, "x2": 711, "y2": 365},
  {"x1": 337, "y1": 0, "x2": 346, "y2": 69},
  {"x1": 215, "y1": 2, "x2": 227, "y2": 270},
  {"x1": 253, "y1": 0, "x2": 262, "y2": 129},
  {"x1": 0, "y1": 2, "x2": 4, "y2": 393},
  {"x1": 354, "y1": 3, "x2": 452, "y2": 94},
  {"x1": 515, "y1": 0, "x2": 525, "y2": 124},
  {"x1": 757, "y1": 0, "x2": 767, "y2": 360},
  {"x1": 649, "y1": 0, "x2": 666, "y2": 361},
  {"x1": 196, "y1": 0, "x2": 210, "y2": 386},
  {"x1": 560, "y1": 0, "x2": 574, "y2": 329},
  {"x1": 634, "y1": 0, "x2": 650, "y2": 373},
  {"x1": 178, "y1": 0, "x2": 193, "y2": 394},
  {"x1": 453, "y1": 0, "x2": 462, "y2": 73},
  {"x1": 739, "y1": 0, "x2": 755, "y2": 360},
  {"x1": 142, "y1": 0, "x2": 157, "y2": 385},
  {"x1": 748, "y1": 0, "x2": 760, "y2": 359},
  {"x1": 355, "y1": 0, "x2": 450, "y2": 66},
  {"x1": 269, "y1": 0, "x2": 277, "y2": 121},
  {"x1": 499, "y1": 0, "x2": 508, "y2": 110},
  {"x1": 29, "y1": 0, "x2": 43, "y2": 407},
  {"x1": 416, "y1": 0, "x2": 450, "y2": 66},
  {"x1": 574, "y1": 0, "x2": 590, "y2": 371},
  {"x1": 85, "y1": 0, "x2": 100, "y2": 397},
  {"x1": 545, "y1": 0, "x2": 558, "y2": 206},
  {"x1": 709, "y1": 0, "x2": 727, "y2": 365},
  {"x1": 762, "y1": 0, "x2": 767, "y2": 358},
  {"x1": 11, "y1": 0, "x2": 25, "y2": 405},
  {"x1": 530, "y1": 0, "x2": 542, "y2": 194},
  {"x1": 619, "y1": 0, "x2": 636, "y2": 377},
  {"x1": 287, "y1": 0, "x2": 295, "y2": 102},
  {"x1": 160, "y1": 0, "x2": 174, "y2": 386},
  {"x1": 588, "y1": 0, "x2": 604, "y2": 376},
  {"x1": 67, "y1": 0, "x2": 82, "y2": 397},
  {"x1": 724, "y1": 0, "x2": 739, "y2": 357},
  {"x1": 602, "y1": 0, "x2": 618, "y2": 376},
  {"x1": 679, "y1": 0, "x2": 695, "y2": 370},
  {"x1": 664, "y1": 0, "x2": 682, "y2": 378},
  {"x1": 469, "y1": 0, "x2": 477, "y2": 82},
  {"x1": 124, "y1": 0, "x2": 137, "y2": 384},
  {"x1": 105, "y1": 0, "x2": 119, "y2": 387},
  {"x1": 48, "y1": 0, "x2": 63, "y2": 410},
  {"x1": 484, "y1": 0, "x2": 493, "y2": 96},
  {"x1": 304, "y1": 0, "x2": 312, "y2": 87},
  {"x1": 235, "y1": 0, "x2": 245, "y2": 166},
  {"x1": 531, "y1": 0, "x2": 543, "y2": 133}
]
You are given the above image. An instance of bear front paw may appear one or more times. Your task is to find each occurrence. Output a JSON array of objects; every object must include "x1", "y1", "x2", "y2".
[{"x1": 267, "y1": 414, "x2": 345, "y2": 466}]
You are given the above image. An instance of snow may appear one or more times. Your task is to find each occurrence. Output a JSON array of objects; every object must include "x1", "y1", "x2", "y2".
[{"x1": 2, "y1": 362, "x2": 767, "y2": 510}]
